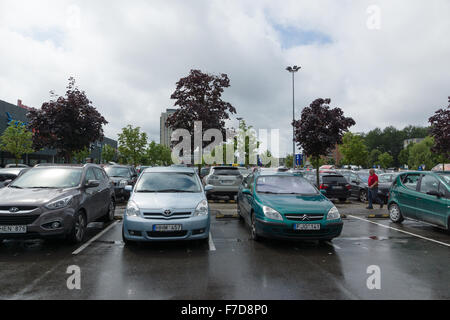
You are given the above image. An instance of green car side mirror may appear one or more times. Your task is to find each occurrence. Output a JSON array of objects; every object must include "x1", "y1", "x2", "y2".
[
  {"x1": 242, "y1": 188, "x2": 252, "y2": 195},
  {"x1": 320, "y1": 189, "x2": 327, "y2": 195}
]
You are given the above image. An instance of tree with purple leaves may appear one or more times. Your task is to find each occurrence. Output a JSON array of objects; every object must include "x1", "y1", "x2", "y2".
[
  {"x1": 428, "y1": 97, "x2": 450, "y2": 170},
  {"x1": 166, "y1": 69, "x2": 236, "y2": 165},
  {"x1": 27, "y1": 77, "x2": 107, "y2": 163},
  {"x1": 293, "y1": 98, "x2": 355, "y2": 186}
]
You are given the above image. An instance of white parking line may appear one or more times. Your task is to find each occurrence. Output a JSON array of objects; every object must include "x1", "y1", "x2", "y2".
[
  {"x1": 349, "y1": 215, "x2": 450, "y2": 248},
  {"x1": 72, "y1": 220, "x2": 119, "y2": 255},
  {"x1": 208, "y1": 232, "x2": 216, "y2": 251}
]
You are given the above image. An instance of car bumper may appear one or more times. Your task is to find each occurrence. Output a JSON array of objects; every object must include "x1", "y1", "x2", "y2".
[
  {"x1": 123, "y1": 214, "x2": 210, "y2": 241},
  {"x1": 206, "y1": 185, "x2": 239, "y2": 194},
  {"x1": 255, "y1": 218, "x2": 343, "y2": 240},
  {"x1": 323, "y1": 189, "x2": 351, "y2": 199},
  {"x1": 0, "y1": 207, "x2": 76, "y2": 240}
]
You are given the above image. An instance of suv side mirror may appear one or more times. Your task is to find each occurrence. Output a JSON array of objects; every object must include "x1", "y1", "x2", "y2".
[
  {"x1": 85, "y1": 180, "x2": 100, "y2": 188},
  {"x1": 3, "y1": 179, "x2": 12, "y2": 186},
  {"x1": 204, "y1": 184, "x2": 213, "y2": 192}
]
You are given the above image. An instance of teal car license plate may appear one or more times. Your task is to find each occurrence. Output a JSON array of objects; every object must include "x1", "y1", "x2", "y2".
[
  {"x1": 294, "y1": 224, "x2": 320, "y2": 230},
  {"x1": 153, "y1": 224, "x2": 182, "y2": 232}
]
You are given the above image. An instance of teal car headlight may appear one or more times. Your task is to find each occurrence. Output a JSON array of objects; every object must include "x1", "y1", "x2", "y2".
[
  {"x1": 45, "y1": 195, "x2": 73, "y2": 210},
  {"x1": 327, "y1": 206, "x2": 340, "y2": 220},
  {"x1": 126, "y1": 200, "x2": 140, "y2": 217},
  {"x1": 194, "y1": 199, "x2": 209, "y2": 216},
  {"x1": 262, "y1": 206, "x2": 283, "y2": 221}
]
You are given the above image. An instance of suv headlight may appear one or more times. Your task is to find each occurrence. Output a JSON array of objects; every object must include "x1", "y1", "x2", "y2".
[
  {"x1": 327, "y1": 206, "x2": 340, "y2": 220},
  {"x1": 119, "y1": 179, "x2": 128, "y2": 187},
  {"x1": 126, "y1": 200, "x2": 140, "y2": 217},
  {"x1": 45, "y1": 195, "x2": 73, "y2": 210},
  {"x1": 194, "y1": 200, "x2": 209, "y2": 216},
  {"x1": 262, "y1": 206, "x2": 283, "y2": 221}
]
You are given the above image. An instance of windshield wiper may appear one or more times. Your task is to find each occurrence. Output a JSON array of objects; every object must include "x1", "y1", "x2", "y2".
[
  {"x1": 9, "y1": 185, "x2": 22, "y2": 189},
  {"x1": 136, "y1": 190, "x2": 157, "y2": 193},
  {"x1": 155, "y1": 189, "x2": 196, "y2": 193}
]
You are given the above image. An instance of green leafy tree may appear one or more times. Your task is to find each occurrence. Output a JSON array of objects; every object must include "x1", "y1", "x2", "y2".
[
  {"x1": 73, "y1": 146, "x2": 91, "y2": 164},
  {"x1": 428, "y1": 97, "x2": 450, "y2": 169},
  {"x1": 368, "y1": 149, "x2": 382, "y2": 168},
  {"x1": 339, "y1": 132, "x2": 368, "y2": 167},
  {"x1": 118, "y1": 125, "x2": 148, "y2": 166},
  {"x1": 284, "y1": 154, "x2": 294, "y2": 168},
  {"x1": 0, "y1": 121, "x2": 34, "y2": 166},
  {"x1": 145, "y1": 141, "x2": 173, "y2": 166},
  {"x1": 233, "y1": 120, "x2": 260, "y2": 166},
  {"x1": 378, "y1": 152, "x2": 393, "y2": 169},
  {"x1": 398, "y1": 144, "x2": 413, "y2": 168},
  {"x1": 101, "y1": 144, "x2": 117, "y2": 163},
  {"x1": 407, "y1": 136, "x2": 438, "y2": 170}
]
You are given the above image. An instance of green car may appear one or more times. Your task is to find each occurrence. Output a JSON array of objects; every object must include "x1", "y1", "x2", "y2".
[
  {"x1": 237, "y1": 171, "x2": 343, "y2": 241},
  {"x1": 388, "y1": 171, "x2": 450, "y2": 229}
]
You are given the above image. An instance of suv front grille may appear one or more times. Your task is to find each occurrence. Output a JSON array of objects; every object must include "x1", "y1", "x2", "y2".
[
  {"x1": 0, "y1": 206, "x2": 38, "y2": 212},
  {"x1": 284, "y1": 214, "x2": 324, "y2": 221},
  {"x1": 0, "y1": 215, "x2": 39, "y2": 225}
]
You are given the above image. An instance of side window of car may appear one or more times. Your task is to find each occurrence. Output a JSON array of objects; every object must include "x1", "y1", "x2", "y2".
[
  {"x1": 247, "y1": 175, "x2": 254, "y2": 192},
  {"x1": 85, "y1": 168, "x2": 96, "y2": 183},
  {"x1": 94, "y1": 168, "x2": 106, "y2": 182},
  {"x1": 419, "y1": 175, "x2": 439, "y2": 194},
  {"x1": 402, "y1": 174, "x2": 420, "y2": 191}
]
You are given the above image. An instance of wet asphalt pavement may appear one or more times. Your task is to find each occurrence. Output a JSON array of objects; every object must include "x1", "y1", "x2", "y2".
[{"x1": 0, "y1": 200, "x2": 449, "y2": 300}]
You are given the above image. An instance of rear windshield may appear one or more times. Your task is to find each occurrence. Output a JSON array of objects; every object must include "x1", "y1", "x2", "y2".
[
  {"x1": 322, "y1": 175, "x2": 347, "y2": 184},
  {"x1": 256, "y1": 175, "x2": 318, "y2": 195},
  {"x1": 212, "y1": 168, "x2": 241, "y2": 176}
]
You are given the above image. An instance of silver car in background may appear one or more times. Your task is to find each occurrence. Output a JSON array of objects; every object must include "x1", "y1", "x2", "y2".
[
  {"x1": 203, "y1": 166, "x2": 243, "y2": 199},
  {"x1": 122, "y1": 166, "x2": 212, "y2": 244}
]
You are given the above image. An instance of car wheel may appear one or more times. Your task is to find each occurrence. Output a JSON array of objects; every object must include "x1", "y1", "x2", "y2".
[
  {"x1": 250, "y1": 212, "x2": 260, "y2": 241},
  {"x1": 389, "y1": 203, "x2": 404, "y2": 223},
  {"x1": 359, "y1": 190, "x2": 367, "y2": 202},
  {"x1": 122, "y1": 226, "x2": 135, "y2": 246},
  {"x1": 103, "y1": 198, "x2": 115, "y2": 222},
  {"x1": 67, "y1": 211, "x2": 86, "y2": 244}
]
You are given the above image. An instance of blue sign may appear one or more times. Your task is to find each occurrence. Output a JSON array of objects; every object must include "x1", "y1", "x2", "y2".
[
  {"x1": 5, "y1": 112, "x2": 27, "y2": 127},
  {"x1": 257, "y1": 155, "x2": 262, "y2": 166},
  {"x1": 295, "y1": 154, "x2": 303, "y2": 166}
]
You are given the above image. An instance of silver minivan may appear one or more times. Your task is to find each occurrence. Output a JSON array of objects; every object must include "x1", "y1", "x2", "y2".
[{"x1": 122, "y1": 166, "x2": 212, "y2": 244}]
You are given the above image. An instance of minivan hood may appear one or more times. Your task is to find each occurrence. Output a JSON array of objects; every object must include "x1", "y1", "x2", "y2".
[
  {"x1": 256, "y1": 193, "x2": 332, "y2": 214},
  {"x1": 0, "y1": 187, "x2": 75, "y2": 206},
  {"x1": 131, "y1": 192, "x2": 205, "y2": 210}
]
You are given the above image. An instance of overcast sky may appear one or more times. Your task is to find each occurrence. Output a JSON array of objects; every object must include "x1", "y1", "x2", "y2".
[{"x1": 0, "y1": 0, "x2": 449, "y2": 156}]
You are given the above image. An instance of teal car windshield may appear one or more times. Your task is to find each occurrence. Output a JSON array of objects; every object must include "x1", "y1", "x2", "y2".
[
  {"x1": 256, "y1": 175, "x2": 318, "y2": 195},
  {"x1": 135, "y1": 172, "x2": 201, "y2": 193},
  {"x1": 437, "y1": 172, "x2": 450, "y2": 185}
]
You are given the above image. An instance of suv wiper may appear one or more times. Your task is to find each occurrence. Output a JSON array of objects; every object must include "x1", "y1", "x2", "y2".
[{"x1": 156, "y1": 189, "x2": 196, "y2": 193}]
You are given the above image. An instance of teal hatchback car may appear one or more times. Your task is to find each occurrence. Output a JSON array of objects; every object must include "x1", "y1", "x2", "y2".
[
  {"x1": 388, "y1": 171, "x2": 450, "y2": 229},
  {"x1": 237, "y1": 171, "x2": 343, "y2": 241}
]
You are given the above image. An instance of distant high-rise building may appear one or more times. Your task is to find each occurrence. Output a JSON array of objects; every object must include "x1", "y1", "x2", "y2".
[{"x1": 160, "y1": 108, "x2": 176, "y2": 147}]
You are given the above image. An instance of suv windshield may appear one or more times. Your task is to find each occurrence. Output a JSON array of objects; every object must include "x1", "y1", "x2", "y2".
[
  {"x1": 105, "y1": 167, "x2": 130, "y2": 178},
  {"x1": 10, "y1": 168, "x2": 83, "y2": 189},
  {"x1": 135, "y1": 172, "x2": 201, "y2": 193},
  {"x1": 256, "y1": 175, "x2": 318, "y2": 195},
  {"x1": 212, "y1": 168, "x2": 241, "y2": 176}
]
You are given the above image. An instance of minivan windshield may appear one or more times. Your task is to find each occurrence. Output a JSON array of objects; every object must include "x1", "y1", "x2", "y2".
[
  {"x1": 105, "y1": 166, "x2": 131, "y2": 178},
  {"x1": 256, "y1": 175, "x2": 318, "y2": 195},
  {"x1": 135, "y1": 172, "x2": 201, "y2": 193},
  {"x1": 10, "y1": 168, "x2": 83, "y2": 189}
]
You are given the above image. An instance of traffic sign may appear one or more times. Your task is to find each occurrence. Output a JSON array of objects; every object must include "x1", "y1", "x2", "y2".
[{"x1": 295, "y1": 154, "x2": 303, "y2": 166}]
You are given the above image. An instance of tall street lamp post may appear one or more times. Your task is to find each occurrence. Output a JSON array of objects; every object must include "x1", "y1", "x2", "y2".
[{"x1": 286, "y1": 65, "x2": 301, "y2": 168}]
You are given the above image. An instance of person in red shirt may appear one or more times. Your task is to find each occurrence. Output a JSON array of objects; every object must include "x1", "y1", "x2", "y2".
[{"x1": 367, "y1": 169, "x2": 383, "y2": 209}]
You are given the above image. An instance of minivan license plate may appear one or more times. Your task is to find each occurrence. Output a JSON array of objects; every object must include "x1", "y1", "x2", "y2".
[
  {"x1": 294, "y1": 224, "x2": 320, "y2": 230},
  {"x1": 0, "y1": 225, "x2": 27, "y2": 233},
  {"x1": 153, "y1": 224, "x2": 182, "y2": 232}
]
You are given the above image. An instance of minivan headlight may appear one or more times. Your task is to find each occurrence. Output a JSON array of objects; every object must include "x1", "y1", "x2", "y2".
[
  {"x1": 327, "y1": 206, "x2": 340, "y2": 220},
  {"x1": 45, "y1": 195, "x2": 73, "y2": 210},
  {"x1": 126, "y1": 200, "x2": 140, "y2": 217},
  {"x1": 262, "y1": 206, "x2": 283, "y2": 221},
  {"x1": 194, "y1": 200, "x2": 209, "y2": 216}
]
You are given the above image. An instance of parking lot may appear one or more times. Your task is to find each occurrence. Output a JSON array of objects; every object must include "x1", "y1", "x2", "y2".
[{"x1": 0, "y1": 199, "x2": 449, "y2": 300}]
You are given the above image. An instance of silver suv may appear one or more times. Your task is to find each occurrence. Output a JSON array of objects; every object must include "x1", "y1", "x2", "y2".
[{"x1": 203, "y1": 166, "x2": 243, "y2": 199}]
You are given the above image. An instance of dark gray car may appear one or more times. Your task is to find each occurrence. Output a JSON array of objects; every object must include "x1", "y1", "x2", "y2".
[{"x1": 0, "y1": 164, "x2": 115, "y2": 244}]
